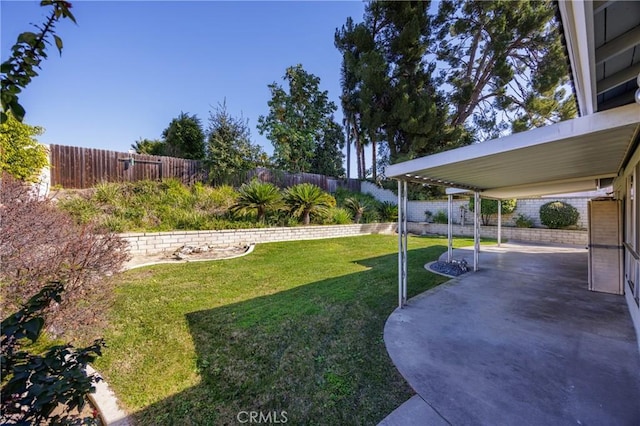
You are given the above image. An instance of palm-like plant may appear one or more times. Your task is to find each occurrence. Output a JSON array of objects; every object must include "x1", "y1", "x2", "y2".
[
  {"x1": 284, "y1": 183, "x2": 336, "y2": 225},
  {"x1": 344, "y1": 197, "x2": 369, "y2": 224},
  {"x1": 378, "y1": 201, "x2": 398, "y2": 222},
  {"x1": 232, "y1": 180, "x2": 282, "y2": 223}
]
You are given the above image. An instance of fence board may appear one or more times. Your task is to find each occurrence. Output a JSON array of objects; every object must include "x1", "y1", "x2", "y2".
[
  {"x1": 48, "y1": 144, "x2": 361, "y2": 192},
  {"x1": 49, "y1": 144, "x2": 205, "y2": 188}
]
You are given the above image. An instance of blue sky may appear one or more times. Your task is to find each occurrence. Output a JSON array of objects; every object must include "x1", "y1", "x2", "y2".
[{"x1": 1, "y1": 0, "x2": 366, "y2": 174}]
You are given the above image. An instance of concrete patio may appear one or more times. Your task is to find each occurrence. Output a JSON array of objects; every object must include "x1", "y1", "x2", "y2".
[{"x1": 381, "y1": 243, "x2": 640, "y2": 425}]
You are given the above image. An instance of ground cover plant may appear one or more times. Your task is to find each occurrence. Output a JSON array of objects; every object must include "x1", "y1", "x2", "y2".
[
  {"x1": 95, "y1": 234, "x2": 475, "y2": 425},
  {"x1": 59, "y1": 179, "x2": 397, "y2": 232}
]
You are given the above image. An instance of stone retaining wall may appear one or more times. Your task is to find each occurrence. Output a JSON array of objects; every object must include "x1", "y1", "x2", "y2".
[
  {"x1": 121, "y1": 223, "x2": 397, "y2": 255},
  {"x1": 408, "y1": 222, "x2": 588, "y2": 246}
]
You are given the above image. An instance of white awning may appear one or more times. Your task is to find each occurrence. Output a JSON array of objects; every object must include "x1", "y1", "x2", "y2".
[{"x1": 385, "y1": 103, "x2": 640, "y2": 199}]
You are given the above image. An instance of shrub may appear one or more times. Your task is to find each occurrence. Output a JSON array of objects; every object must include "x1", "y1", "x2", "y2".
[
  {"x1": 329, "y1": 207, "x2": 353, "y2": 225},
  {"x1": 539, "y1": 201, "x2": 579, "y2": 229},
  {"x1": 284, "y1": 183, "x2": 336, "y2": 225},
  {"x1": 335, "y1": 188, "x2": 384, "y2": 223},
  {"x1": 432, "y1": 210, "x2": 449, "y2": 224},
  {"x1": 344, "y1": 197, "x2": 369, "y2": 224},
  {"x1": 58, "y1": 195, "x2": 101, "y2": 224},
  {"x1": 233, "y1": 179, "x2": 283, "y2": 223},
  {"x1": 469, "y1": 198, "x2": 517, "y2": 225},
  {"x1": 378, "y1": 201, "x2": 398, "y2": 222},
  {"x1": 514, "y1": 214, "x2": 534, "y2": 228},
  {"x1": 0, "y1": 113, "x2": 49, "y2": 182},
  {"x1": 201, "y1": 184, "x2": 238, "y2": 214},
  {"x1": 93, "y1": 181, "x2": 121, "y2": 204},
  {"x1": 425, "y1": 210, "x2": 433, "y2": 222},
  {"x1": 1, "y1": 283, "x2": 104, "y2": 425},
  {"x1": 334, "y1": 187, "x2": 379, "y2": 207},
  {"x1": 0, "y1": 176, "x2": 130, "y2": 340}
]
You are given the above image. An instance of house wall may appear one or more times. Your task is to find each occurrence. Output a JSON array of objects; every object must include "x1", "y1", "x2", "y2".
[
  {"x1": 121, "y1": 222, "x2": 397, "y2": 255},
  {"x1": 616, "y1": 148, "x2": 640, "y2": 347}
]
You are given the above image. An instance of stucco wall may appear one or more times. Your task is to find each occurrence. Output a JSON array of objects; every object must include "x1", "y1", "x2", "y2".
[
  {"x1": 121, "y1": 222, "x2": 397, "y2": 255},
  {"x1": 407, "y1": 222, "x2": 588, "y2": 246}
]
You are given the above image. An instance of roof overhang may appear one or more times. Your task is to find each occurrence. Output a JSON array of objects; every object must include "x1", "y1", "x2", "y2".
[
  {"x1": 559, "y1": 0, "x2": 640, "y2": 114},
  {"x1": 385, "y1": 103, "x2": 640, "y2": 199}
]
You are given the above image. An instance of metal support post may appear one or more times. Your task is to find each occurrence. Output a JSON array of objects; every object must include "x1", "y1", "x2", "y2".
[
  {"x1": 447, "y1": 194, "x2": 453, "y2": 262},
  {"x1": 497, "y1": 199, "x2": 502, "y2": 247},
  {"x1": 474, "y1": 192, "x2": 481, "y2": 271}
]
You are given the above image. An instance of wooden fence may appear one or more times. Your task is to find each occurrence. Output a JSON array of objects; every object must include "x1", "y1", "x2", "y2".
[
  {"x1": 48, "y1": 144, "x2": 205, "y2": 188},
  {"x1": 213, "y1": 168, "x2": 361, "y2": 193},
  {"x1": 48, "y1": 144, "x2": 361, "y2": 192}
]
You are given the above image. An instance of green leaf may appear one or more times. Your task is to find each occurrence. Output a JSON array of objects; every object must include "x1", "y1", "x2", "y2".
[
  {"x1": 16, "y1": 32, "x2": 38, "y2": 45},
  {"x1": 0, "y1": 61, "x2": 12, "y2": 73},
  {"x1": 9, "y1": 100, "x2": 26, "y2": 122},
  {"x1": 53, "y1": 35, "x2": 63, "y2": 54}
]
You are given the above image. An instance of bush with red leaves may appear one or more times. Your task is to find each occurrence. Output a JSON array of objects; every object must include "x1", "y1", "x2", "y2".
[{"x1": 0, "y1": 175, "x2": 130, "y2": 341}]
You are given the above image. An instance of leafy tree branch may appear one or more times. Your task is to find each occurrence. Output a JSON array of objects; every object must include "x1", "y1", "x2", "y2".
[{"x1": 1, "y1": 1, "x2": 76, "y2": 123}]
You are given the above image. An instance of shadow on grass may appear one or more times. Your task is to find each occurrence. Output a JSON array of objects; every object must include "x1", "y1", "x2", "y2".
[{"x1": 130, "y1": 244, "x2": 449, "y2": 425}]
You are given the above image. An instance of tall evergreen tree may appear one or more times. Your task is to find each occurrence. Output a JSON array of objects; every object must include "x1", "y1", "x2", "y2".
[
  {"x1": 162, "y1": 112, "x2": 205, "y2": 160},
  {"x1": 205, "y1": 101, "x2": 266, "y2": 183},
  {"x1": 311, "y1": 119, "x2": 346, "y2": 178},
  {"x1": 336, "y1": 1, "x2": 455, "y2": 169},
  {"x1": 257, "y1": 64, "x2": 342, "y2": 174},
  {"x1": 335, "y1": 18, "x2": 369, "y2": 179},
  {"x1": 433, "y1": 0, "x2": 576, "y2": 139},
  {"x1": 336, "y1": 0, "x2": 574, "y2": 170}
]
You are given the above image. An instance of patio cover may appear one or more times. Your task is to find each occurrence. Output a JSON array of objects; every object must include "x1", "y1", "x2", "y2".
[{"x1": 385, "y1": 103, "x2": 640, "y2": 199}]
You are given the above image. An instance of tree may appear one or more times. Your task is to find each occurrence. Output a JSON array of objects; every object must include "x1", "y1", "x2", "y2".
[
  {"x1": 433, "y1": 0, "x2": 576, "y2": 140},
  {"x1": 232, "y1": 179, "x2": 282, "y2": 223},
  {"x1": 335, "y1": 19, "x2": 368, "y2": 179},
  {"x1": 131, "y1": 138, "x2": 165, "y2": 156},
  {"x1": 1, "y1": 0, "x2": 76, "y2": 123},
  {"x1": 0, "y1": 112, "x2": 48, "y2": 182},
  {"x1": 162, "y1": 112, "x2": 205, "y2": 160},
  {"x1": 468, "y1": 197, "x2": 517, "y2": 226},
  {"x1": 257, "y1": 64, "x2": 342, "y2": 173},
  {"x1": 206, "y1": 101, "x2": 267, "y2": 183},
  {"x1": 311, "y1": 119, "x2": 345, "y2": 178},
  {"x1": 336, "y1": 0, "x2": 574, "y2": 171},
  {"x1": 335, "y1": 1, "x2": 457, "y2": 169},
  {"x1": 284, "y1": 183, "x2": 336, "y2": 225}
]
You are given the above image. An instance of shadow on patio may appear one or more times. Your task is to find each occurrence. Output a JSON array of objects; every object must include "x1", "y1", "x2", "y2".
[{"x1": 382, "y1": 243, "x2": 640, "y2": 425}]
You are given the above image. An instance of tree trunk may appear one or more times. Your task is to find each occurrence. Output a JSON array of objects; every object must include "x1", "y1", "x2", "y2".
[
  {"x1": 359, "y1": 141, "x2": 366, "y2": 179},
  {"x1": 356, "y1": 138, "x2": 363, "y2": 179},
  {"x1": 371, "y1": 140, "x2": 377, "y2": 180},
  {"x1": 303, "y1": 211, "x2": 311, "y2": 225},
  {"x1": 345, "y1": 119, "x2": 351, "y2": 179}
]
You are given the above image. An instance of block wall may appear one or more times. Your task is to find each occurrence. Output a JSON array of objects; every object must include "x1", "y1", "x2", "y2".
[
  {"x1": 121, "y1": 223, "x2": 397, "y2": 255},
  {"x1": 361, "y1": 181, "x2": 589, "y2": 228},
  {"x1": 407, "y1": 223, "x2": 588, "y2": 246}
]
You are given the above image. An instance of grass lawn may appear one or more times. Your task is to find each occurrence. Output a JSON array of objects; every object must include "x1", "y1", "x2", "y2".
[{"x1": 95, "y1": 234, "x2": 476, "y2": 425}]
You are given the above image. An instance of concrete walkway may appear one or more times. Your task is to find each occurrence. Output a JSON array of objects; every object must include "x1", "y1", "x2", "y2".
[{"x1": 381, "y1": 243, "x2": 640, "y2": 426}]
